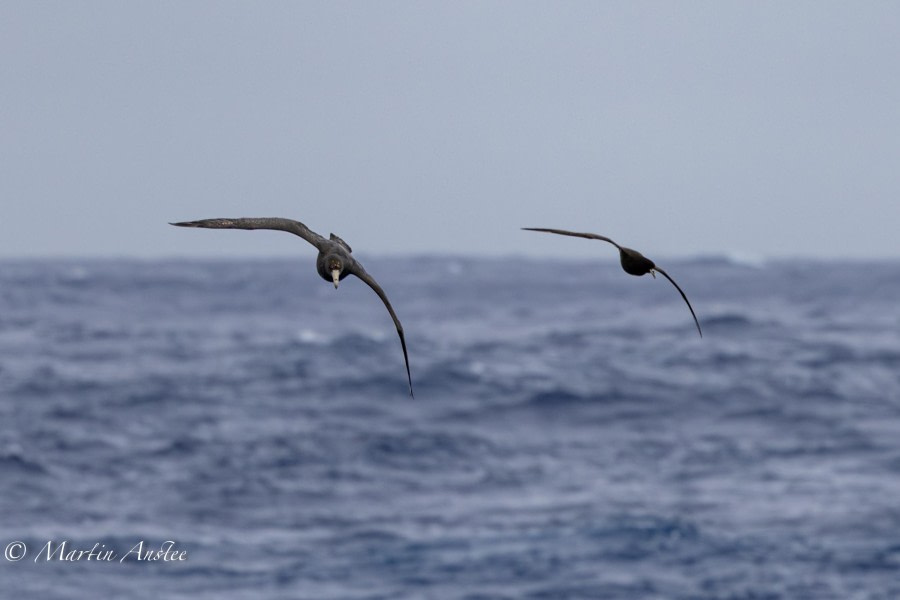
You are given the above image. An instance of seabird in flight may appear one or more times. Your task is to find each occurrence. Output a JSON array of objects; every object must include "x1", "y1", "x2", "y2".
[
  {"x1": 171, "y1": 217, "x2": 414, "y2": 395},
  {"x1": 522, "y1": 227, "x2": 702, "y2": 337}
]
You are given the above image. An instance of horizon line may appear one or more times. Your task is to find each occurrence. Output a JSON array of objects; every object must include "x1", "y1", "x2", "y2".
[{"x1": 1, "y1": 252, "x2": 898, "y2": 265}]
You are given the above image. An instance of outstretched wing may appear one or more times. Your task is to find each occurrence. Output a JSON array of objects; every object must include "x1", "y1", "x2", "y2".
[
  {"x1": 170, "y1": 217, "x2": 327, "y2": 251},
  {"x1": 522, "y1": 227, "x2": 621, "y2": 249},
  {"x1": 349, "y1": 263, "x2": 414, "y2": 397},
  {"x1": 654, "y1": 267, "x2": 703, "y2": 338}
]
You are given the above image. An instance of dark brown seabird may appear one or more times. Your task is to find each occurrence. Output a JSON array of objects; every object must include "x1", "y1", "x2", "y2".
[
  {"x1": 522, "y1": 228, "x2": 702, "y2": 337},
  {"x1": 171, "y1": 217, "x2": 414, "y2": 396}
]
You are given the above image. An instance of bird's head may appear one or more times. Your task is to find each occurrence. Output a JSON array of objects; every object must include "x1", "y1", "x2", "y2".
[{"x1": 327, "y1": 256, "x2": 345, "y2": 288}]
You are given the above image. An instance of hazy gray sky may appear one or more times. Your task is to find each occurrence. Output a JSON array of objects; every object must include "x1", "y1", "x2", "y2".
[{"x1": 2, "y1": 2, "x2": 899, "y2": 259}]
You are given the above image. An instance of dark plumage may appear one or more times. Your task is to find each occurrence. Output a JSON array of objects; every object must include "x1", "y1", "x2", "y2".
[
  {"x1": 171, "y1": 217, "x2": 414, "y2": 396},
  {"x1": 522, "y1": 227, "x2": 702, "y2": 337}
]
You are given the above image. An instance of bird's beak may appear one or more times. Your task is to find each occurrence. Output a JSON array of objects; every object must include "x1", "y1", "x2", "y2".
[{"x1": 331, "y1": 269, "x2": 341, "y2": 289}]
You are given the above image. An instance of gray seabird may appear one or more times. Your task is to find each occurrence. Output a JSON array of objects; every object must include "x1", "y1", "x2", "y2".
[
  {"x1": 522, "y1": 227, "x2": 702, "y2": 337},
  {"x1": 171, "y1": 217, "x2": 414, "y2": 395}
]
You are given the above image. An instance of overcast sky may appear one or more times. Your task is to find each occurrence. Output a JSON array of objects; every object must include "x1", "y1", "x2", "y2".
[{"x1": 2, "y1": 2, "x2": 899, "y2": 260}]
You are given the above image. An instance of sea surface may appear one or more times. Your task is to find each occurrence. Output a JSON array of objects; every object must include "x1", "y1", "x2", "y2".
[{"x1": 1, "y1": 257, "x2": 899, "y2": 599}]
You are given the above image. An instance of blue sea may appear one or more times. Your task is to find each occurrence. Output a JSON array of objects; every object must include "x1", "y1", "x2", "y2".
[{"x1": 1, "y1": 257, "x2": 899, "y2": 599}]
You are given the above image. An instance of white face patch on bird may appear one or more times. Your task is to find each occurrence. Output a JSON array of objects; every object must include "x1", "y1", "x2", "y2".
[{"x1": 329, "y1": 259, "x2": 343, "y2": 288}]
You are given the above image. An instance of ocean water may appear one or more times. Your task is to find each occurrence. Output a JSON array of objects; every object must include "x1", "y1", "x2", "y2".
[{"x1": 1, "y1": 257, "x2": 899, "y2": 599}]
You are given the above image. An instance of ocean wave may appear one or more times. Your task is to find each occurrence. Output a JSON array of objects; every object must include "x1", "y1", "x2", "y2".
[
  {"x1": 0, "y1": 447, "x2": 48, "y2": 475},
  {"x1": 362, "y1": 430, "x2": 497, "y2": 470},
  {"x1": 700, "y1": 312, "x2": 759, "y2": 329}
]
